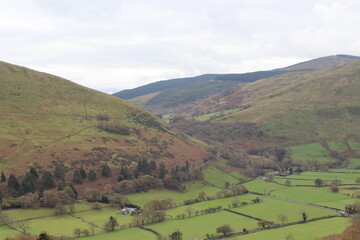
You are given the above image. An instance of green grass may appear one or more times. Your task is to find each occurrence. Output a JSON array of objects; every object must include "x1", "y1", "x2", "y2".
[
  {"x1": 0, "y1": 225, "x2": 19, "y2": 239},
  {"x1": 243, "y1": 179, "x2": 289, "y2": 194},
  {"x1": 74, "y1": 207, "x2": 134, "y2": 228},
  {"x1": 127, "y1": 181, "x2": 219, "y2": 207},
  {"x1": 347, "y1": 158, "x2": 360, "y2": 168},
  {"x1": 348, "y1": 138, "x2": 360, "y2": 153},
  {"x1": 232, "y1": 195, "x2": 337, "y2": 224},
  {"x1": 79, "y1": 227, "x2": 157, "y2": 240},
  {"x1": 328, "y1": 140, "x2": 349, "y2": 152},
  {"x1": 5, "y1": 208, "x2": 55, "y2": 221},
  {"x1": 27, "y1": 215, "x2": 98, "y2": 236},
  {"x1": 290, "y1": 143, "x2": 336, "y2": 164},
  {"x1": 279, "y1": 171, "x2": 360, "y2": 185},
  {"x1": 231, "y1": 217, "x2": 350, "y2": 240},
  {"x1": 203, "y1": 166, "x2": 240, "y2": 188},
  {"x1": 192, "y1": 108, "x2": 243, "y2": 121},
  {"x1": 148, "y1": 211, "x2": 258, "y2": 240}
]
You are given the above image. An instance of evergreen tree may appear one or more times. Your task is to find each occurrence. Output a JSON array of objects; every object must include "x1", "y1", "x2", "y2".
[
  {"x1": 68, "y1": 184, "x2": 78, "y2": 199},
  {"x1": 80, "y1": 166, "x2": 87, "y2": 179},
  {"x1": 185, "y1": 160, "x2": 189, "y2": 173},
  {"x1": 159, "y1": 162, "x2": 167, "y2": 179},
  {"x1": 8, "y1": 174, "x2": 20, "y2": 192},
  {"x1": 38, "y1": 186, "x2": 44, "y2": 199},
  {"x1": 1, "y1": 171, "x2": 6, "y2": 182},
  {"x1": 41, "y1": 171, "x2": 55, "y2": 190},
  {"x1": 0, "y1": 189, "x2": 2, "y2": 203},
  {"x1": 73, "y1": 170, "x2": 83, "y2": 184},
  {"x1": 105, "y1": 216, "x2": 119, "y2": 232},
  {"x1": 120, "y1": 166, "x2": 130, "y2": 180},
  {"x1": 57, "y1": 182, "x2": 64, "y2": 191},
  {"x1": 54, "y1": 164, "x2": 65, "y2": 181},
  {"x1": 29, "y1": 167, "x2": 39, "y2": 179},
  {"x1": 101, "y1": 165, "x2": 112, "y2": 177},
  {"x1": 88, "y1": 169, "x2": 97, "y2": 181},
  {"x1": 138, "y1": 159, "x2": 151, "y2": 175},
  {"x1": 21, "y1": 176, "x2": 35, "y2": 195},
  {"x1": 37, "y1": 232, "x2": 51, "y2": 240},
  {"x1": 149, "y1": 160, "x2": 157, "y2": 170}
]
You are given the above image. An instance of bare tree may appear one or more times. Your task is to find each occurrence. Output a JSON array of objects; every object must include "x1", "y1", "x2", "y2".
[
  {"x1": 185, "y1": 206, "x2": 195, "y2": 218},
  {"x1": 278, "y1": 214, "x2": 288, "y2": 225},
  {"x1": 16, "y1": 221, "x2": 31, "y2": 235}
]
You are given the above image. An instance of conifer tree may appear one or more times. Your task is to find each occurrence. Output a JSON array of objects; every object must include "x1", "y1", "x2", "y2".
[
  {"x1": 88, "y1": 169, "x2": 97, "y2": 181},
  {"x1": 1, "y1": 171, "x2": 6, "y2": 182},
  {"x1": 80, "y1": 166, "x2": 87, "y2": 179}
]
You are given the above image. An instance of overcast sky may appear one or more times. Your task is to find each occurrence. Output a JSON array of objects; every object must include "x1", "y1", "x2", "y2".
[{"x1": 1, "y1": 0, "x2": 360, "y2": 93}]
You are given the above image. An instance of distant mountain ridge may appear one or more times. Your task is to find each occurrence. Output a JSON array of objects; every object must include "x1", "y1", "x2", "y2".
[{"x1": 113, "y1": 54, "x2": 360, "y2": 115}]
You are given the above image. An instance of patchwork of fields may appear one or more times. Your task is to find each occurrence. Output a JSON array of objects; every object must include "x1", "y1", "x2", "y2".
[{"x1": 1, "y1": 166, "x2": 359, "y2": 240}]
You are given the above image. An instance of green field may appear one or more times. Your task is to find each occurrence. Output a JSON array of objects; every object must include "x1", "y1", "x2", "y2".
[
  {"x1": 79, "y1": 227, "x2": 157, "y2": 240},
  {"x1": 203, "y1": 166, "x2": 240, "y2": 188},
  {"x1": 277, "y1": 171, "x2": 360, "y2": 185},
  {"x1": 231, "y1": 217, "x2": 350, "y2": 240},
  {"x1": 290, "y1": 143, "x2": 336, "y2": 163},
  {"x1": 148, "y1": 211, "x2": 258, "y2": 240}
]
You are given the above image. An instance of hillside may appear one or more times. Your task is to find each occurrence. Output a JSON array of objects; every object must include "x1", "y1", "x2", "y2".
[
  {"x1": 0, "y1": 61, "x2": 210, "y2": 188},
  {"x1": 176, "y1": 60, "x2": 360, "y2": 166},
  {"x1": 113, "y1": 55, "x2": 360, "y2": 115}
]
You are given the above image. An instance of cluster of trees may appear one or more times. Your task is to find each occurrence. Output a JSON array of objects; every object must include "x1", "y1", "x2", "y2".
[
  {"x1": 97, "y1": 122, "x2": 131, "y2": 135},
  {"x1": 132, "y1": 210, "x2": 166, "y2": 226},
  {"x1": 175, "y1": 205, "x2": 222, "y2": 220},
  {"x1": 345, "y1": 202, "x2": 360, "y2": 214}
]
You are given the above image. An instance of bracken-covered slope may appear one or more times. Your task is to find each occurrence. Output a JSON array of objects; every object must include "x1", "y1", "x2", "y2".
[
  {"x1": 0, "y1": 61, "x2": 210, "y2": 175},
  {"x1": 181, "y1": 60, "x2": 360, "y2": 145}
]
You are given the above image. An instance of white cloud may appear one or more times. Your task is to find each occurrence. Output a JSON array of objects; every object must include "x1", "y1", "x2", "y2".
[{"x1": 0, "y1": 0, "x2": 359, "y2": 93}]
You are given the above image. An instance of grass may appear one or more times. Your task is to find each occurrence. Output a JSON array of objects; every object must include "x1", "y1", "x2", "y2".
[
  {"x1": 279, "y1": 171, "x2": 360, "y2": 185},
  {"x1": 5, "y1": 208, "x2": 55, "y2": 221},
  {"x1": 74, "y1": 207, "x2": 134, "y2": 227},
  {"x1": 328, "y1": 140, "x2": 349, "y2": 152},
  {"x1": 243, "y1": 179, "x2": 289, "y2": 194},
  {"x1": 126, "y1": 181, "x2": 219, "y2": 207},
  {"x1": 79, "y1": 227, "x2": 157, "y2": 240},
  {"x1": 148, "y1": 211, "x2": 258, "y2": 240},
  {"x1": 347, "y1": 158, "x2": 360, "y2": 168},
  {"x1": 0, "y1": 225, "x2": 19, "y2": 239},
  {"x1": 27, "y1": 215, "x2": 98, "y2": 236},
  {"x1": 231, "y1": 217, "x2": 350, "y2": 240},
  {"x1": 290, "y1": 143, "x2": 336, "y2": 164},
  {"x1": 232, "y1": 195, "x2": 337, "y2": 224},
  {"x1": 192, "y1": 108, "x2": 243, "y2": 121},
  {"x1": 203, "y1": 166, "x2": 240, "y2": 188}
]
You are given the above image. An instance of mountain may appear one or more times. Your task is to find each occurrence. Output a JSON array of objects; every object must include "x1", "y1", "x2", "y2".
[
  {"x1": 113, "y1": 54, "x2": 360, "y2": 115},
  {"x1": 176, "y1": 60, "x2": 360, "y2": 166},
  {"x1": 0, "y1": 61, "x2": 210, "y2": 180}
]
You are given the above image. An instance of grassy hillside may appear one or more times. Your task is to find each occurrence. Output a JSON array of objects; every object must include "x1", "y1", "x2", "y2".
[
  {"x1": 176, "y1": 60, "x2": 360, "y2": 166},
  {"x1": 113, "y1": 55, "x2": 360, "y2": 115},
  {"x1": 0, "y1": 61, "x2": 210, "y2": 182}
]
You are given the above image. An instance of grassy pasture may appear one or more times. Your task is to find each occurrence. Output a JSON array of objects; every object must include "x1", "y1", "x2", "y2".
[
  {"x1": 278, "y1": 171, "x2": 360, "y2": 185},
  {"x1": 0, "y1": 225, "x2": 19, "y2": 239},
  {"x1": 232, "y1": 195, "x2": 337, "y2": 224},
  {"x1": 230, "y1": 217, "x2": 350, "y2": 240},
  {"x1": 348, "y1": 138, "x2": 360, "y2": 153},
  {"x1": 126, "y1": 181, "x2": 219, "y2": 207},
  {"x1": 328, "y1": 140, "x2": 349, "y2": 152},
  {"x1": 203, "y1": 166, "x2": 240, "y2": 188},
  {"x1": 74, "y1": 207, "x2": 134, "y2": 227},
  {"x1": 79, "y1": 227, "x2": 157, "y2": 240},
  {"x1": 27, "y1": 215, "x2": 98, "y2": 236},
  {"x1": 148, "y1": 211, "x2": 258, "y2": 240},
  {"x1": 290, "y1": 143, "x2": 336, "y2": 163},
  {"x1": 347, "y1": 158, "x2": 360, "y2": 168},
  {"x1": 243, "y1": 179, "x2": 289, "y2": 194}
]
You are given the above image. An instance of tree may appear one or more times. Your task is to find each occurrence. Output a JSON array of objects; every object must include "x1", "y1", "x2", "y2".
[
  {"x1": 278, "y1": 214, "x2": 288, "y2": 225},
  {"x1": 29, "y1": 167, "x2": 39, "y2": 179},
  {"x1": 301, "y1": 211, "x2": 308, "y2": 222},
  {"x1": 8, "y1": 174, "x2": 20, "y2": 193},
  {"x1": 82, "y1": 229, "x2": 90, "y2": 236},
  {"x1": 80, "y1": 166, "x2": 87, "y2": 179},
  {"x1": 101, "y1": 165, "x2": 112, "y2": 177},
  {"x1": 42, "y1": 171, "x2": 55, "y2": 190},
  {"x1": 356, "y1": 177, "x2": 360, "y2": 184},
  {"x1": 0, "y1": 190, "x2": 3, "y2": 203},
  {"x1": 73, "y1": 228, "x2": 81, "y2": 237},
  {"x1": 104, "y1": 216, "x2": 119, "y2": 232},
  {"x1": 16, "y1": 220, "x2": 31, "y2": 235},
  {"x1": 37, "y1": 232, "x2": 51, "y2": 240},
  {"x1": 55, "y1": 203, "x2": 67, "y2": 216},
  {"x1": 1, "y1": 171, "x2": 6, "y2": 182},
  {"x1": 224, "y1": 181, "x2": 230, "y2": 189},
  {"x1": 68, "y1": 204, "x2": 76, "y2": 214},
  {"x1": 159, "y1": 162, "x2": 167, "y2": 179},
  {"x1": 73, "y1": 170, "x2": 83, "y2": 184},
  {"x1": 216, "y1": 224, "x2": 234, "y2": 236},
  {"x1": 257, "y1": 220, "x2": 274, "y2": 228},
  {"x1": 285, "y1": 180, "x2": 292, "y2": 186},
  {"x1": 185, "y1": 206, "x2": 195, "y2": 218},
  {"x1": 169, "y1": 230, "x2": 183, "y2": 240},
  {"x1": 88, "y1": 169, "x2": 97, "y2": 181},
  {"x1": 330, "y1": 182, "x2": 339, "y2": 193},
  {"x1": 54, "y1": 164, "x2": 65, "y2": 181},
  {"x1": 315, "y1": 178, "x2": 324, "y2": 187}
]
